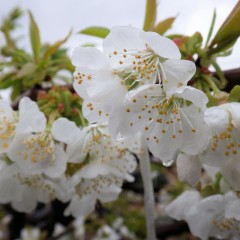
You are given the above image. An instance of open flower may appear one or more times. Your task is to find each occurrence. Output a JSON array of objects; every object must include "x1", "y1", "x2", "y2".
[
  {"x1": 110, "y1": 84, "x2": 209, "y2": 163},
  {"x1": 7, "y1": 98, "x2": 68, "y2": 178},
  {"x1": 71, "y1": 26, "x2": 196, "y2": 124},
  {"x1": 103, "y1": 26, "x2": 196, "y2": 91}
]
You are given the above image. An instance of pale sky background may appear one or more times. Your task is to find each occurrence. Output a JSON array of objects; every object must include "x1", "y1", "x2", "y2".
[{"x1": 0, "y1": 0, "x2": 239, "y2": 70}]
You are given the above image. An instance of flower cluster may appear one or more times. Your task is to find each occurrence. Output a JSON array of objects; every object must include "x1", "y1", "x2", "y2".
[
  {"x1": 0, "y1": 97, "x2": 137, "y2": 216},
  {"x1": 71, "y1": 26, "x2": 240, "y2": 239},
  {"x1": 72, "y1": 26, "x2": 209, "y2": 165}
]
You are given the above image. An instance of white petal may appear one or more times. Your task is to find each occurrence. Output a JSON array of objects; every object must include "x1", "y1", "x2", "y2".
[
  {"x1": 223, "y1": 102, "x2": 240, "y2": 128},
  {"x1": 17, "y1": 97, "x2": 46, "y2": 133},
  {"x1": 176, "y1": 153, "x2": 202, "y2": 186},
  {"x1": 162, "y1": 59, "x2": 196, "y2": 91},
  {"x1": 204, "y1": 106, "x2": 229, "y2": 133},
  {"x1": 140, "y1": 31, "x2": 181, "y2": 59},
  {"x1": 172, "y1": 86, "x2": 208, "y2": 110},
  {"x1": 103, "y1": 26, "x2": 144, "y2": 56},
  {"x1": 165, "y1": 190, "x2": 200, "y2": 221},
  {"x1": 98, "y1": 185, "x2": 122, "y2": 203},
  {"x1": 187, "y1": 195, "x2": 225, "y2": 240},
  {"x1": 225, "y1": 199, "x2": 240, "y2": 221},
  {"x1": 78, "y1": 163, "x2": 111, "y2": 179},
  {"x1": 65, "y1": 195, "x2": 96, "y2": 217},
  {"x1": 12, "y1": 190, "x2": 37, "y2": 213},
  {"x1": 221, "y1": 157, "x2": 240, "y2": 191},
  {"x1": 71, "y1": 47, "x2": 110, "y2": 69},
  {"x1": 82, "y1": 98, "x2": 109, "y2": 124},
  {"x1": 51, "y1": 118, "x2": 79, "y2": 144},
  {"x1": 66, "y1": 134, "x2": 87, "y2": 163},
  {"x1": 180, "y1": 104, "x2": 211, "y2": 155}
]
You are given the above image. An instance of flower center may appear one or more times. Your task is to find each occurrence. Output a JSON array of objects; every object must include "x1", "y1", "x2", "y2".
[
  {"x1": 21, "y1": 132, "x2": 54, "y2": 163},
  {"x1": 112, "y1": 46, "x2": 167, "y2": 90},
  {"x1": 211, "y1": 123, "x2": 240, "y2": 156}
]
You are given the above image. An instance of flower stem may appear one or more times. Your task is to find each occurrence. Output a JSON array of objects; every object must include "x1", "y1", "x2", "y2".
[
  {"x1": 139, "y1": 137, "x2": 157, "y2": 240},
  {"x1": 203, "y1": 75, "x2": 220, "y2": 94}
]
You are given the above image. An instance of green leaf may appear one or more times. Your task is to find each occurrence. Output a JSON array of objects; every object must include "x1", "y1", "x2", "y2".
[
  {"x1": 79, "y1": 27, "x2": 110, "y2": 38},
  {"x1": 208, "y1": 1, "x2": 240, "y2": 55},
  {"x1": 0, "y1": 72, "x2": 15, "y2": 89},
  {"x1": 11, "y1": 81, "x2": 22, "y2": 100},
  {"x1": 154, "y1": 17, "x2": 176, "y2": 35},
  {"x1": 143, "y1": 0, "x2": 157, "y2": 31},
  {"x1": 43, "y1": 31, "x2": 72, "y2": 60},
  {"x1": 205, "y1": 9, "x2": 216, "y2": 48},
  {"x1": 29, "y1": 11, "x2": 41, "y2": 60},
  {"x1": 228, "y1": 85, "x2": 240, "y2": 102}
]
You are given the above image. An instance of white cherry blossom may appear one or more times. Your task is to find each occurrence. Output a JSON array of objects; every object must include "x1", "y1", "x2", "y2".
[
  {"x1": 7, "y1": 100, "x2": 68, "y2": 178},
  {"x1": 110, "y1": 84, "x2": 210, "y2": 163},
  {"x1": 103, "y1": 26, "x2": 196, "y2": 91},
  {"x1": 201, "y1": 102, "x2": 240, "y2": 166}
]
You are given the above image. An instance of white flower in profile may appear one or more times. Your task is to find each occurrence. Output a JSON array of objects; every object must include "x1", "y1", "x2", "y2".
[
  {"x1": 201, "y1": 102, "x2": 240, "y2": 166},
  {"x1": 0, "y1": 99, "x2": 16, "y2": 153},
  {"x1": 7, "y1": 98, "x2": 69, "y2": 178},
  {"x1": 110, "y1": 84, "x2": 210, "y2": 163},
  {"x1": 166, "y1": 190, "x2": 240, "y2": 240},
  {"x1": 103, "y1": 26, "x2": 196, "y2": 91}
]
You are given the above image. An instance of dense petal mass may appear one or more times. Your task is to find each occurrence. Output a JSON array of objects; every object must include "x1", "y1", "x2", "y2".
[{"x1": 110, "y1": 84, "x2": 209, "y2": 162}]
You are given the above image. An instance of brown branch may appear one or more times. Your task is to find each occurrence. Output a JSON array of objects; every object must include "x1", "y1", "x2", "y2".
[{"x1": 221, "y1": 67, "x2": 240, "y2": 92}]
